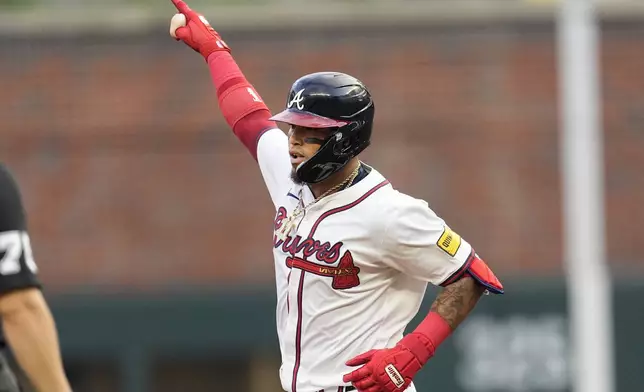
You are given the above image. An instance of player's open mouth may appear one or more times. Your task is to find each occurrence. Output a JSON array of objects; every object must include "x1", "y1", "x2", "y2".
[
  {"x1": 290, "y1": 154, "x2": 306, "y2": 165},
  {"x1": 290, "y1": 150, "x2": 307, "y2": 165}
]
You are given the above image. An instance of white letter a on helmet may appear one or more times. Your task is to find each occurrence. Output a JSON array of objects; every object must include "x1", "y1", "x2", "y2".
[{"x1": 288, "y1": 89, "x2": 306, "y2": 110}]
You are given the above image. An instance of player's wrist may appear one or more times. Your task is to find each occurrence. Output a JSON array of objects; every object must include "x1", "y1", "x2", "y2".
[
  {"x1": 200, "y1": 37, "x2": 230, "y2": 60},
  {"x1": 399, "y1": 311, "x2": 452, "y2": 364}
]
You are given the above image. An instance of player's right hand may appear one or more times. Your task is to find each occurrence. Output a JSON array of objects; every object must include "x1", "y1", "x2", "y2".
[
  {"x1": 169, "y1": 0, "x2": 230, "y2": 59},
  {"x1": 343, "y1": 342, "x2": 425, "y2": 392}
]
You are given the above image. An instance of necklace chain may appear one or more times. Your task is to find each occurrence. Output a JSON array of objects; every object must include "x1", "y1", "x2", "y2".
[{"x1": 276, "y1": 164, "x2": 361, "y2": 240}]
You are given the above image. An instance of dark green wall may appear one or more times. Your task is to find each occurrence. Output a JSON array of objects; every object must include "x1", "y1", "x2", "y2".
[{"x1": 46, "y1": 280, "x2": 644, "y2": 392}]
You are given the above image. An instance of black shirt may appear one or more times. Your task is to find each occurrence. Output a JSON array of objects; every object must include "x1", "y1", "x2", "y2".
[{"x1": 0, "y1": 164, "x2": 41, "y2": 294}]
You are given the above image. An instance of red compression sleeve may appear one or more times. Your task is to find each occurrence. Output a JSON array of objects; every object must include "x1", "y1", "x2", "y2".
[
  {"x1": 207, "y1": 51, "x2": 276, "y2": 160},
  {"x1": 399, "y1": 312, "x2": 452, "y2": 364}
]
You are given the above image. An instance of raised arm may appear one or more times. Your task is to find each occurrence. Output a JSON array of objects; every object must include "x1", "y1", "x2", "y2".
[{"x1": 169, "y1": 0, "x2": 292, "y2": 205}]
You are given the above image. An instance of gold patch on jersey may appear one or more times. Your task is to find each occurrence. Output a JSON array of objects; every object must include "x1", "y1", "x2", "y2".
[{"x1": 437, "y1": 227, "x2": 462, "y2": 257}]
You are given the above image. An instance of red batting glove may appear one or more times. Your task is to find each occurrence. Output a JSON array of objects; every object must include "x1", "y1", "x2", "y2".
[
  {"x1": 342, "y1": 338, "x2": 426, "y2": 392},
  {"x1": 343, "y1": 312, "x2": 452, "y2": 392},
  {"x1": 169, "y1": 0, "x2": 230, "y2": 60}
]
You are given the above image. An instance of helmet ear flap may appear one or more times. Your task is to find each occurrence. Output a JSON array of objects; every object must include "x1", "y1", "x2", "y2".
[
  {"x1": 331, "y1": 123, "x2": 355, "y2": 156},
  {"x1": 331, "y1": 121, "x2": 363, "y2": 157},
  {"x1": 333, "y1": 138, "x2": 353, "y2": 156}
]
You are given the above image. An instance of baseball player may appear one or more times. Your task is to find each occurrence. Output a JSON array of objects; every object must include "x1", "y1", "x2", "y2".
[
  {"x1": 168, "y1": 2, "x2": 504, "y2": 391},
  {"x1": 0, "y1": 164, "x2": 71, "y2": 392}
]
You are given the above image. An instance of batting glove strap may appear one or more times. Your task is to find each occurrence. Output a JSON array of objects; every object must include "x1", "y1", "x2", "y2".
[
  {"x1": 399, "y1": 311, "x2": 453, "y2": 365},
  {"x1": 398, "y1": 333, "x2": 435, "y2": 365},
  {"x1": 198, "y1": 37, "x2": 231, "y2": 60}
]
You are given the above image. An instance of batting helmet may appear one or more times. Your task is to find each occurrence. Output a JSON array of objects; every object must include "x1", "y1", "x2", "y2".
[{"x1": 269, "y1": 71, "x2": 375, "y2": 184}]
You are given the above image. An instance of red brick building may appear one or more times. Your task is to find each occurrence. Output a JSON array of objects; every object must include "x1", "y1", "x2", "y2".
[{"x1": 1, "y1": 19, "x2": 642, "y2": 292}]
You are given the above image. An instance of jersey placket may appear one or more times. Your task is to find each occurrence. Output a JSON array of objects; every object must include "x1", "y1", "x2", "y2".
[{"x1": 286, "y1": 198, "x2": 312, "y2": 392}]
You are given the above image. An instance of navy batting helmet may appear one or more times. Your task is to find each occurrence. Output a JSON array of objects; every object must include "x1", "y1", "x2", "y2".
[{"x1": 269, "y1": 71, "x2": 375, "y2": 184}]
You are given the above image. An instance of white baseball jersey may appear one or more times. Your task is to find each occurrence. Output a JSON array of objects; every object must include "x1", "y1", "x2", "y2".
[{"x1": 256, "y1": 128, "x2": 473, "y2": 392}]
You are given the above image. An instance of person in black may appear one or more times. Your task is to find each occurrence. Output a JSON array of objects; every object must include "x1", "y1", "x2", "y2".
[{"x1": 0, "y1": 164, "x2": 71, "y2": 392}]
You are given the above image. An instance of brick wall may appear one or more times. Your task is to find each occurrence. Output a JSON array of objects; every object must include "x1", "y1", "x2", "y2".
[{"x1": 0, "y1": 21, "x2": 642, "y2": 291}]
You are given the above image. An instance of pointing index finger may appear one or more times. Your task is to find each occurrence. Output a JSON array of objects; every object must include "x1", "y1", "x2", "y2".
[{"x1": 171, "y1": 0, "x2": 191, "y2": 16}]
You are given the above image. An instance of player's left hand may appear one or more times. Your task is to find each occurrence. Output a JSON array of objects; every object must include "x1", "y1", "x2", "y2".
[
  {"x1": 169, "y1": 0, "x2": 230, "y2": 59},
  {"x1": 342, "y1": 343, "x2": 424, "y2": 392}
]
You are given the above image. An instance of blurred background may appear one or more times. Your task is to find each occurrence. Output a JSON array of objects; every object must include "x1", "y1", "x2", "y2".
[{"x1": 0, "y1": 0, "x2": 643, "y2": 391}]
